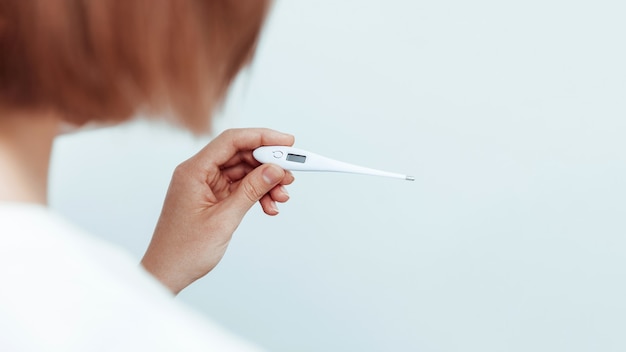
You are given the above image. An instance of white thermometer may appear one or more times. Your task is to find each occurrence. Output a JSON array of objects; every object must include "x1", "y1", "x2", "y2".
[{"x1": 253, "y1": 146, "x2": 414, "y2": 181}]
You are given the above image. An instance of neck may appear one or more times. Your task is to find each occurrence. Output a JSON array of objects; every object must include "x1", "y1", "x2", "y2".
[{"x1": 0, "y1": 111, "x2": 60, "y2": 204}]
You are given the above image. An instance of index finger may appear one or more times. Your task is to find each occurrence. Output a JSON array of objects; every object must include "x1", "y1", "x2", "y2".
[{"x1": 194, "y1": 128, "x2": 295, "y2": 167}]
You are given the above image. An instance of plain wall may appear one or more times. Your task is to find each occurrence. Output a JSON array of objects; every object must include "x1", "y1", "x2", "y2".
[{"x1": 50, "y1": 1, "x2": 626, "y2": 351}]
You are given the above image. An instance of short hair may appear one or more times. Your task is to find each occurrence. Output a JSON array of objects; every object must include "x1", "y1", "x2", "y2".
[{"x1": 0, "y1": 0, "x2": 270, "y2": 132}]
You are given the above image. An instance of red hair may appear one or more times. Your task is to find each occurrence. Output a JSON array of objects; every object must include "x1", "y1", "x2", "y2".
[{"x1": 0, "y1": 0, "x2": 270, "y2": 132}]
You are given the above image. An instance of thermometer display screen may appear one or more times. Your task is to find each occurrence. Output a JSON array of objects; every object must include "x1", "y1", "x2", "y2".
[{"x1": 286, "y1": 153, "x2": 306, "y2": 163}]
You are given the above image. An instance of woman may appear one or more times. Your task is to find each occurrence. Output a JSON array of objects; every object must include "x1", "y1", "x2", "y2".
[{"x1": 0, "y1": 1, "x2": 292, "y2": 350}]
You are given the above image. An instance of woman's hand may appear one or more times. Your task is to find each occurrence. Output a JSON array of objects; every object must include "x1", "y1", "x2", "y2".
[{"x1": 141, "y1": 128, "x2": 295, "y2": 294}]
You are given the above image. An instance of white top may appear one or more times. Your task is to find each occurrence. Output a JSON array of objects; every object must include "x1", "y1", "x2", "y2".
[{"x1": 0, "y1": 203, "x2": 261, "y2": 352}]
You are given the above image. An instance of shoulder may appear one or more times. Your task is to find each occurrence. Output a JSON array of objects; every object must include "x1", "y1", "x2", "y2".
[{"x1": 0, "y1": 203, "x2": 261, "y2": 352}]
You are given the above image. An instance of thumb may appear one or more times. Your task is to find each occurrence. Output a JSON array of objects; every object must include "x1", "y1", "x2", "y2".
[{"x1": 228, "y1": 164, "x2": 285, "y2": 216}]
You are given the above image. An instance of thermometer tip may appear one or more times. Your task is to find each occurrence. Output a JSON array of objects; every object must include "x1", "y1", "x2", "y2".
[{"x1": 405, "y1": 175, "x2": 415, "y2": 181}]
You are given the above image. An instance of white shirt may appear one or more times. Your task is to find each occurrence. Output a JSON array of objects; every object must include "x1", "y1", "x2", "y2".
[{"x1": 0, "y1": 203, "x2": 261, "y2": 351}]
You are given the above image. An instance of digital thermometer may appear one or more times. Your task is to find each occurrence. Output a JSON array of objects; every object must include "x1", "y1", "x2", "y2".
[{"x1": 253, "y1": 146, "x2": 415, "y2": 181}]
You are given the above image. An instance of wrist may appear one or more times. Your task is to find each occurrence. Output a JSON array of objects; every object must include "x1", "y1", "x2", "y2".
[{"x1": 140, "y1": 253, "x2": 190, "y2": 295}]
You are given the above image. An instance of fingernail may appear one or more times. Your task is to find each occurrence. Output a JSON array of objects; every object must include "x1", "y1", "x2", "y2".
[
  {"x1": 263, "y1": 165, "x2": 283, "y2": 185},
  {"x1": 270, "y1": 200, "x2": 279, "y2": 214},
  {"x1": 280, "y1": 185, "x2": 290, "y2": 199}
]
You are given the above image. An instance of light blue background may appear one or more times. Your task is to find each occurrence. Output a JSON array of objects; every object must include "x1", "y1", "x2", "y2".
[{"x1": 50, "y1": 1, "x2": 626, "y2": 351}]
